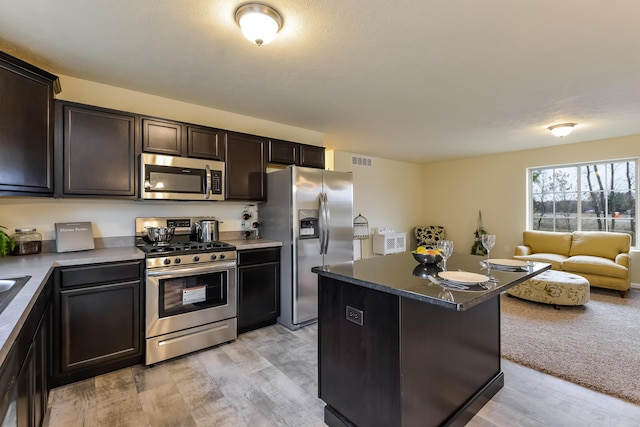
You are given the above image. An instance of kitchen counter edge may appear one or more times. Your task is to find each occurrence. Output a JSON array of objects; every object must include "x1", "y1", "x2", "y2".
[
  {"x1": 312, "y1": 255, "x2": 550, "y2": 311},
  {"x1": 229, "y1": 239, "x2": 282, "y2": 250}
]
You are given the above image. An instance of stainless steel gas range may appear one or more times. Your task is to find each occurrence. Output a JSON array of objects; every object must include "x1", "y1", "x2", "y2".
[{"x1": 136, "y1": 217, "x2": 237, "y2": 365}]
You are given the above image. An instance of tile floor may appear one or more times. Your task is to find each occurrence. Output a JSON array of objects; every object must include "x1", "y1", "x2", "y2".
[{"x1": 45, "y1": 323, "x2": 640, "y2": 426}]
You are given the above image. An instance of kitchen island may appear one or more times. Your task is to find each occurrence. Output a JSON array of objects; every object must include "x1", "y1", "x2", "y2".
[{"x1": 312, "y1": 253, "x2": 549, "y2": 427}]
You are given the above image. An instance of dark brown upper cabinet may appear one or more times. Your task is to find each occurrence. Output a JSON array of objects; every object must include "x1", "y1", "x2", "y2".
[
  {"x1": 142, "y1": 117, "x2": 225, "y2": 161},
  {"x1": 268, "y1": 138, "x2": 299, "y2": 165},
  {"x1": 55, "y1": 101, "x2": 137, "y2": 198},
  {"x1": 141, "y1": 117, "x2": 184, "y2": 156},
  {"x1": 187, "y1": 125, "x2": 225, "y2": 161},
  {"x1": 0, "y1": 51, "x2": 60, "y2": 196},
  {"x1": 268, "y1": 139, "x2": 325, "y2": 169},
  {"x1": 299, "y1": 144, "x2": 325, "y2": 169},
  {"x1": 225, "y1": 132, "x2": 266, "y2": 201}
]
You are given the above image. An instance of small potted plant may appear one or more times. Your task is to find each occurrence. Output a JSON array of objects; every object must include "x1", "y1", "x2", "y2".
[{"x1": 0, "y1": 225, "x2": 14, "y2": 257}]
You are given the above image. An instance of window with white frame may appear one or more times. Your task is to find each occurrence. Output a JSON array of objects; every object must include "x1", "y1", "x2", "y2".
[{"x1": 529, "y1": 158, "x2": 637, "y2": 245}]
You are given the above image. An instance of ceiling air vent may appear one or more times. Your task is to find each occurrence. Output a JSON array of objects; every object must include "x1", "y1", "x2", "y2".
[{"x1": 351, "y1": 156, "x2": 372, "y2": 167}]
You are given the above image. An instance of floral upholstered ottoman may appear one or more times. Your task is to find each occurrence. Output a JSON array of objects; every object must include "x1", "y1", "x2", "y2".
[{"x1": 506, "y1": 270, "x2": 590, "y2": 306}]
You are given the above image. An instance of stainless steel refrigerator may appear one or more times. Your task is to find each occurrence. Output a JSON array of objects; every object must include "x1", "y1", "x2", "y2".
[{"x1": 260, "y1": 166, "x2": 353, "y2": 330}]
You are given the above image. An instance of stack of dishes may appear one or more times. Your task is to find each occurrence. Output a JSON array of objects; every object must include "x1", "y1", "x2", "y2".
[
  {"x1": 484, "y1": 258, "x2": 529, "y2": 271},
  {"x1": 437, "y1": 271, "x2": 490, "y2": 291}
]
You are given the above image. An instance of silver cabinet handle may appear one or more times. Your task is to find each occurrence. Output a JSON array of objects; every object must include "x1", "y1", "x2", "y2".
[{"x1": 205, "y1": 164, "x2": 212, "y2": 199}]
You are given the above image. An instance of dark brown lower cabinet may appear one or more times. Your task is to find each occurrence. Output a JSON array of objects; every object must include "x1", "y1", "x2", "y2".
[
  {"x1": 52, "y1": 261, "x2": 143, "y2": 387},
  {"x1": 0, "y1": 276, "x2": 51, "y2": 427},
  {"x1": 237, "y1": 247, "x2": 280, "y2": 334},
  {"x1": 319, "y1": 277, "x2": 401, "y2": 427},
  {"x1": 318, "y1": 276, "x2": 503, "y2": 427}
]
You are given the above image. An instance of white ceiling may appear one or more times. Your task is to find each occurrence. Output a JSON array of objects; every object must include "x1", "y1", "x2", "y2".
[{"x1": 1, "y1": 0, "x2": 639, "y2": 164}]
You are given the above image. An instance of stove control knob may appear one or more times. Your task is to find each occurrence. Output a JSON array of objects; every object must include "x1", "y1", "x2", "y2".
[
  {"x1": 163, "y1": 258, "x2": 171, "y2": 265},
  {"x1": 210, "y1": 254, "x2": 217, "y2": 260},
  {"x1": 220, "y1": 254, "x2": 226, "y2": 259},
  {"x1": 193, "y1": 256, "x2": 200, "y2": 262},
  {"x1": 175, "y1": 258, "x2": 181, "y2": 264}
]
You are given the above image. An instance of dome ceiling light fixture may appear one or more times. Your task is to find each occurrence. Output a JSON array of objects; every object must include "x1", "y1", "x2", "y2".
[
  {"x1": 548, "y1": 123, "x2": 577, "y2": 137},
  {"x1": 235, "y1": 2, "x2": 283, "y2": 46}
]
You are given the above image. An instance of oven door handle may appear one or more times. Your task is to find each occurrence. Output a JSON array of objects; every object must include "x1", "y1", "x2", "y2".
[{"x1": 147, "y1": 261, "x2": 237, "y2": 279}]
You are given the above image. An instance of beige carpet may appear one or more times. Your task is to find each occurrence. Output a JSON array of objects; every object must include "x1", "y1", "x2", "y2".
[{"x1": 501, "y1": 288, "x2": 640, "y2": 405}]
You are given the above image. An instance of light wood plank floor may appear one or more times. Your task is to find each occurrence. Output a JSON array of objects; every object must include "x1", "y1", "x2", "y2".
[{"x1": 45, "y1": 323, "x2": 640, "y2": 426}]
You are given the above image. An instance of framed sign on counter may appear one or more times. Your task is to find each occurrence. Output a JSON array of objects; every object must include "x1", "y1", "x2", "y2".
[{"x1": 55, "y1": 221, "x2": 95, "y2": 252}]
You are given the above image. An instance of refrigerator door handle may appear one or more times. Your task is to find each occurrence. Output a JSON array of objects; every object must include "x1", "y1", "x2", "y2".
[
  {"x1": 323, "y1": 192, "x2": 331, "y2": 254},
  {"x1": 318, "y1": 193, "x2": 326, "y2": 254}
]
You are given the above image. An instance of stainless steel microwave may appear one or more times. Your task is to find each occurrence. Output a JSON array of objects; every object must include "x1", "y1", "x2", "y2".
[{"x1": 140, "y1": 153, "x2": 225, "y2": 201}]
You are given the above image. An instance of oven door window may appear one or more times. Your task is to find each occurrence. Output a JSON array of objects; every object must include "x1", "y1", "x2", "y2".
[
  {"x1": 145, "y1": 165, "x2": 205, "y2": 193},
  {"x1": 158, "y1": 271, "x2": 228, "y2": 317}
]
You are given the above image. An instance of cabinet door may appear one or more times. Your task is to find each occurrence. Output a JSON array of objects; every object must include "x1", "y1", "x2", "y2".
[
  {"x1": 225, "y1": 132, "x2": 266, "y2": 200},
  {"x1": 268, "y1": 139, "x2": 298, "y2": 165},
  {"x1": 32, "y1": 305, "x2": 49, "y2": 427},
  {"x1": 238, "y1": 261, "x2": 280, "y2": 334},
  {"x1": 299, "y1": 144, "x2": 325, "y2": 169},
  {"x1": 187, "y1": 125, "x2": 225, "y2": 160},
  {"x1": 0, "y1": 52, "x2": 58, "y2": 196},
  {"x1": 0, "y1": 275, "x2": 50, "y2": 427},
  {"x1": 16, "y1": 343, "x2": 33, "y2": 427},
  {"x1": 57, "y1": 102, "x2": 137, "y2": 197},
  {"x1": 142, "y1": 117, "x2": 184, "y2": 156},
  {"x1": 58, "y1": 281, "x2": 141, "y2": 375},
  {"x1": 319, "y1": 277, "x2": 401, "y2": 427}
]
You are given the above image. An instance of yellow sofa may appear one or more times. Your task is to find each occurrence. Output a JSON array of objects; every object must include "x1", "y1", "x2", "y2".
[{"x1": 514, "y1": 230, "x2": 631, "y2": 297}]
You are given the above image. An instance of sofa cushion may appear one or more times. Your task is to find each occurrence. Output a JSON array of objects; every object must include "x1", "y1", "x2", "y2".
[
  {"x1": 569, "y1": 231, "x2": 631, "y2": 260},
  {"x1": 523, "y1": 231, "x2": 573, "y2": 256},
  {"x1": 563, "y1": 255, "x2": 629, "y2": 279},
  {"x1": 513, "y1": 253, "x2": 568, "y2": 270}
]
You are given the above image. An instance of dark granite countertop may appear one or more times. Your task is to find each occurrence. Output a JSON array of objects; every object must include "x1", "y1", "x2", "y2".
[{"x1": 312, "y1": 253, "x2": 550, "y2": 311}]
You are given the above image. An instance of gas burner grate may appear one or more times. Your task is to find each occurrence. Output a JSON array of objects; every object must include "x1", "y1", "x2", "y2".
[{"x1": 139, "y1": 241, "x2": 236, "y2": 255}]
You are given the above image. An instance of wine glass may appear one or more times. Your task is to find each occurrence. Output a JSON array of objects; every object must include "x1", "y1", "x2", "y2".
[
  {"x1": 437, "y1": 287, "x2": 455, "y2": 302},
  {"x1": 437, "y1": 240, "x2": 454, "y2": 271},
  {"x1": 482, "y1": 234, "x2": 496, "y2": 263}
]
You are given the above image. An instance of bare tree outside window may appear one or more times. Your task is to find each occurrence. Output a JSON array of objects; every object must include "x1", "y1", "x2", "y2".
[{"x1": 529, "y1": 159, "x2": 637, "y2": 245}]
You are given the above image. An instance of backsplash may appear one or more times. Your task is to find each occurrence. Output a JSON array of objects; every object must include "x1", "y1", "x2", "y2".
[{"x1": 0, "y1": 198, "x2": 256, "y2": 241}]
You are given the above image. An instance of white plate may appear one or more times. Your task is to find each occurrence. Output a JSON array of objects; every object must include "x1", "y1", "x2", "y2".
[
  {"x1": 487, "y1": 259, "x2": 528, "y2": 268},
  {"x1": 438, "y1": 271, "x2": 490, "y2": 284}
]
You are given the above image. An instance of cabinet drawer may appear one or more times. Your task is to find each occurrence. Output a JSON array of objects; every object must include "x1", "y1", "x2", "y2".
[
  {"x1": 59, "y1": 261, "x2": 141, "y2": 288},
  {"x1": 237, "y1": 247, "x2": 280, "y2": 266}
]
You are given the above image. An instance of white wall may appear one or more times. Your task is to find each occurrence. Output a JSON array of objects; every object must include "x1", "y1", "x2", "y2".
[
  {"x1": 330, "y1": 150, "x2": 423, "y2": 259},
  {"x1": 421, "y1": 134, "x2": 640, "y2": 282},
  {"x1": 0, "y1": 198, "x2": 251, "y2": 240},
  {"x1": 4, "y1": 74, "x2": 639, "y2": 283},
  {"x1": 56, "y1": 75, "x2": 324, "y2": 145},
  {"x1": 0, "y1": 76, "x2": 425, "y2": 252}
]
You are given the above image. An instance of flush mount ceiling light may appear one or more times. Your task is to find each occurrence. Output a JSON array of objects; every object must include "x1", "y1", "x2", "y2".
[
  {"x1": 548, "y1": 123, "x2": 576, "y2": 137},
  {"x1": 235, "y1": 3, "x2": 283, "y2": 46}
]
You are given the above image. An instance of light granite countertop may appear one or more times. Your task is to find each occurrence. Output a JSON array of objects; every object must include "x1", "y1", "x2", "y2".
[
  {"x1": 0, "y1": 239, "x2": 282, "y2": 369},
  {"x1": 228, "y1": 239, "x2": 282, "y2": 250}
]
